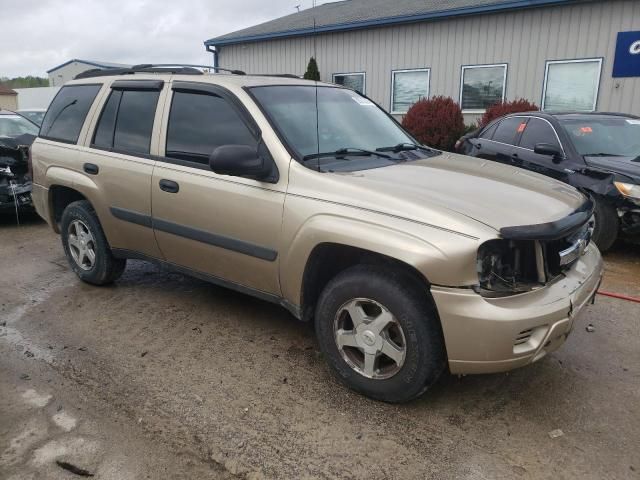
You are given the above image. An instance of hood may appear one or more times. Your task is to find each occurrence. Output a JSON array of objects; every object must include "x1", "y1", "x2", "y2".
[
  {"x1": 584, "y1": 155, "x2": 640, "y2": 183},
  {"x1": 314, "y1": 152, "x2": 586, "y2": 235}
]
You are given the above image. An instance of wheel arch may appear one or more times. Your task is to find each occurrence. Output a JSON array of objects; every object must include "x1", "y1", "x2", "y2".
[{"x1": 297, "y1": 242, "x2": 434, "y2": 323}]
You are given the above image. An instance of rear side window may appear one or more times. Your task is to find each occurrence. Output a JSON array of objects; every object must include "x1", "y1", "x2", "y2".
[
  {"x1": 165, "y1": 91, "x2": 256, "y2": 164},
  {"x1": 492, "y1": 117, "x2": 526, "y2": 145},
  {"x1": 40, "y1": 84, "x2": 101, "y2": 143},
  {"x1": 479, "y1": 122, "x2": 499, "y2": 140},
  {"x1": 519, "y1": 118, "x2": 560, "y2": 150},
  {"x1": 92, "y1": 89, "x2": 159, "y2": 155}
]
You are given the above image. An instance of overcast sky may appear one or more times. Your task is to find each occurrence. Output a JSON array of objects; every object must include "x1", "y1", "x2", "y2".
[{"x1": 0, "y1": 0, "x2": 325, "y2": 78}]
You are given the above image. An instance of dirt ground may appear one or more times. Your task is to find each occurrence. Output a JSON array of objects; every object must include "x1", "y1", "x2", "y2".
[{"x1": 1, "y1": 212, "x2": 639, "y2": 480}]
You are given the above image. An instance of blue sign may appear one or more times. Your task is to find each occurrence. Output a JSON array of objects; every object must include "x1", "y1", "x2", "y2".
[{"x1": 613, "y1": 31, "x2": 640, "y2": 77}]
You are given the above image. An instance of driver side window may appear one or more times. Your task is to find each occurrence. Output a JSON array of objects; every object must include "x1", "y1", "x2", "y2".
[{"x1": 165, "y1": 91, "x2": 256, "y2": 165}]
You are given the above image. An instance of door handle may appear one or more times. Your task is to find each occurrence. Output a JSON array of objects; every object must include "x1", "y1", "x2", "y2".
[
  {"x1": 159, "y1": 179, "x2": 179, "y2": 193},
  {"x1": 83, "y1": 163, "x2": 99, "y2": 175}
]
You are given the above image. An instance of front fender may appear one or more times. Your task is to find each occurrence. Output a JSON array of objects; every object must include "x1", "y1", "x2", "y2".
[{"x1": 279, "y1": 211, "x2": 480, "y2": 307}]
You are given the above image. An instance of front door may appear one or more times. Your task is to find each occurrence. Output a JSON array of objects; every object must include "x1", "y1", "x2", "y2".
[
  {"x1": 151, "y1": 82, "x2": 285, "y2": 296},
  {"x1": 515, "y1": 117, "x2": 569, "y2": 182}
]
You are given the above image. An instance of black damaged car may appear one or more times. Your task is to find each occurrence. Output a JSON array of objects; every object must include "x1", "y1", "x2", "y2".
[
  {"x1": 0, "y1": 110, "x2": 38, "y2": 215},
  {"x1": 457, "y1": 112, "x2": 640, "y2": 251}
]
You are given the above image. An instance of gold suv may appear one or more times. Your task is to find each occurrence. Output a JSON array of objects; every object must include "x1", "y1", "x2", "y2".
[{"x1": 30, "y1": 65, "x2": 603, "y2": 402}]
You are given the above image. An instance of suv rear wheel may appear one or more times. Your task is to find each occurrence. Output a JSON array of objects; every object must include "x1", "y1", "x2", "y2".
[
  {"x1": 314, "y1": 265, "x2": 446, "y2": 403},
  {"x1": 61, "y1": 200, "x2": 126, "y2": 285}
]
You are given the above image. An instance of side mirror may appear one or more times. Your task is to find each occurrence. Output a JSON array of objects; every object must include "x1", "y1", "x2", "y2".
[
  {"x1": 209, "y1": 144, "x2": 271, "y2": 179},
  {"x1": 534, "y1": 143, "x2": 564, "y2": 163}
]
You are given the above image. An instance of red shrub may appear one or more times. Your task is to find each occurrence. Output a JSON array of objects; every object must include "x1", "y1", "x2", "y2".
[
  {"x1": 478, "y1": 99, "x2": 539, "y2": 128},
  {"x1": 401, "y1": 96, "x2": 465, "y2": 152}
]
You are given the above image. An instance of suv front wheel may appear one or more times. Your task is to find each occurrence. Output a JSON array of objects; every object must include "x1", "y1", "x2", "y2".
[
  {"x1": 314, "y1": 265, "x2": 446, "y2": 403},
  {"x1": 61, "y1": 200, "x2": 126, "y2": 285}
]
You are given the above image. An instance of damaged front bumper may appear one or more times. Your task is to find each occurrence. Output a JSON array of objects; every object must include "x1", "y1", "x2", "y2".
[
  {"x1": 433, "y1": 245, "x2": 603, "y2": 374},
  {"x1": 0, "y1": 136, "x2": 33, "y2": 212}
]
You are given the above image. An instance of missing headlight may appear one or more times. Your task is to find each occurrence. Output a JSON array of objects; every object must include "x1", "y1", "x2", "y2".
[{"x1": 476, "y1": 239, "x2": 544, "y2": 297}]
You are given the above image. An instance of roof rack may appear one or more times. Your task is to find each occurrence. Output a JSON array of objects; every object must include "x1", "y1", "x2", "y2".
[{"x1": 74, "y1": 63, "x2": 246, "y2": 80}]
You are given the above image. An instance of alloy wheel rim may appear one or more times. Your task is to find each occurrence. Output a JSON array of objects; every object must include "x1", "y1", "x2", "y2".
[
  {"x1": 68, "y1": 220, "x2": 97, "y2": 271},
  {"x1": 333, "y1": 298, "x2": 407, "y2": 380}
]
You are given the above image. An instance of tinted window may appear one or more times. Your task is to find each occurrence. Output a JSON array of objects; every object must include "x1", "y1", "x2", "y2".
[
  {"x1": 166, "y1": 91, "x2": 256, "y2": 164},
  {"x1": 113, "y1": 90, "x2": 159, "y2": 154},
  {"x1": 92, "y1": 90, "x2": 121, "y2": 149},
  {"x1": 479, "y1": 122, "x2": 499, "y2": 140},
  {"x1": 40, "y1": 84, "x2": 101, "y2": 143},
  {"x1": 519, "y1": 118, "x2": 560, "y2": 150},
  {"x1": 492, "y1": 117, "x2": 526, "y2": 145}
]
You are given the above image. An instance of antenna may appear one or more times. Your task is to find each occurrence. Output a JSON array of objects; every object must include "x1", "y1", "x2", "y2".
[
  {"x1": 295, "y1": 4, "x2": 300, "y2": 12},
  {"x1": 313, "y1": 17, "x2": 320, "y2": 173}
]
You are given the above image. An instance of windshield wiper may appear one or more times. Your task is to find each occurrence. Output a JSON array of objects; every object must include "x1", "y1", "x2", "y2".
[
  {"x1": 376, "y1": 142, "x2": 437, "y2": 154},
  {"x1": 302, "y1": 147, "x2": 390, "y2": 162},
  {"x1": 583, "y1": 152, "x2": 625, "y2": 157}
]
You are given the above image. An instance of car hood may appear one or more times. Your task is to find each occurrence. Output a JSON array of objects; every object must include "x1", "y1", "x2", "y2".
[
  {"x1": 584, "y1": 155, "x2": 640, "y2": 182},
  {"x1": 319, "y1": 152, "x2": 586, "y2": 234}
]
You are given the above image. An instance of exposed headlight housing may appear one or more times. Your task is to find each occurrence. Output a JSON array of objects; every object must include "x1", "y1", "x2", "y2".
[
  {"x1": 614, "y1": 182, "x2": 640, "y2": 201},
  {"x1": 476, "y1": 220, "x2": 593, "y2": 297},
  {"x1": 476, "y1": 239, "x2": 544, "y2": 297}
]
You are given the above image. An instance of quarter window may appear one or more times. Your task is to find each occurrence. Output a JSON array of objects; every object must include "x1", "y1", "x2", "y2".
[
  {"x1": 92, "y1": 89, "x2": 159, "y2": 155},
  {"x1": 460, "y1": 64, "x2": 507, "y2": 112},
  {"x1": 479, "y1": 122, "x2": 499, "y2": 140},
  {"x1": 391, "y1": 69, "x2": 430, "y2": 114},
  {"x1": 165, "y1": 91, "x2": 256, "y2": 165},
  {"x1": 519, "y1": 118, "x2": 560, "y2": 150},
  {"x1": 492, "y1": 117, "x2": 525, "y2": 145},
  {"x1": 40, "y1": 84, "x2": 101, "y2": 143},
  {"x1": 332, "y1": 73, "x2": 366, "y2": 95},
  {"x1": 542, "y1": 59, "x2": 602, "y2": 111}
]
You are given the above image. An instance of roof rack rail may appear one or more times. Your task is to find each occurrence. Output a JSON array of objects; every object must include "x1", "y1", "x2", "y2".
[{"x1": 74, "y1": 63, "x2": 246, "y2": 80}]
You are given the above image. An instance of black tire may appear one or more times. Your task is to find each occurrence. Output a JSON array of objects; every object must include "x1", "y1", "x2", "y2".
[
  {"x1": 314, "y1": 264, "x2": 446, "y2": 403},
  {"x1": 60, "y1": 200, "x2": 126, "y2": 285},
  {"x1": 591, "y1": 196, "x2": 619, "y2": 252}
]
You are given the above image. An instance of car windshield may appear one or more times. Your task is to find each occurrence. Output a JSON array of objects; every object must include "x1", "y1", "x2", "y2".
[
  {"x1": 19, "y1": 111, "x2": 46, "y2": 126},
  {"x1": 0, "y1": 114, "x2": 39, "y2": 137},
  {"x1": 559, "y1": 116, "x2": 640, "y2": 157},
  {"x1": 250, "y1": 85, "x2": 417, "y2": 163}
]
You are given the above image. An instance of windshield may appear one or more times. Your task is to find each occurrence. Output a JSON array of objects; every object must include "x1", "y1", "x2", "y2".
[
  {"x1": 0, "y1": 114, "x2": 39, "y2": 137},
  {"x1": 559, "y1": 116, "x2": 640, "y2": 157},
  {"x1": 250, "y1": 86, "x2": 416, "y2": 161},
  {"x1": 19, "y1": 111, "x2": 46, "y2": 126}
]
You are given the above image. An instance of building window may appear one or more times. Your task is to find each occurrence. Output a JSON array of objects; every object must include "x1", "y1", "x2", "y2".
[
  {"x1": 460, "y1": 64, "x2": 507, "y2": 112},
  {"x1": 542, "y1": 59, "x2": 602, "y2": 112},
  {"x1": 391, "y1": 69, "x2": 430, "y2": 114},
  {"x1": 332, "y1": 72, "x2": 366, "y2": 95}
]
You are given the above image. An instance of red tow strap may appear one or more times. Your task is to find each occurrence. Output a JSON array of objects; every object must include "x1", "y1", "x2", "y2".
[{"x1": 597, "y1": 290, "x2": 640, "y2": 304}]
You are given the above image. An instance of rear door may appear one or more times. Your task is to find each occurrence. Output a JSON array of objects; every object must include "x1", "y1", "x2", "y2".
[
  {"x1": 471, "y1": 116, "x2": 524, "y2": 165},
  {"x1": 80, "y1": 79, "x2": 166, "y2": 258},
  {"x1": 515, "y1": 117, "x2": 568, "y2": 181}
]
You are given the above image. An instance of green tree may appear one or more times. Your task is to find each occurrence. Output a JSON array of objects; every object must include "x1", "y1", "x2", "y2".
[
  {"x1": 0, "y1": 76, "x2": 49, "y2": 88},
  {"x1": 303, "y1": 57, "x2": 320, "y2": 81}
]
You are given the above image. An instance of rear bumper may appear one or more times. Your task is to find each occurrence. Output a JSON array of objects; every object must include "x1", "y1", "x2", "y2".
[{"x1": 432, "y1": 245, "x2": 603, "y2": 375}]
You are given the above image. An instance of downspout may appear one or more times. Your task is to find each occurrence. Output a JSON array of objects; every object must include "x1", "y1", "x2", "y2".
[{"x1": 205, "y1": 44, "x2": 219, "y2": 70}]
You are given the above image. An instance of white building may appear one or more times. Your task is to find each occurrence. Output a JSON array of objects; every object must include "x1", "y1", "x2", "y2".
[
  {"x1": 47, "y1": 59, "x2": 131, "y2": 87},
  {"x1": 206, "y1": 0, "x2": 640, "y2": 122}
]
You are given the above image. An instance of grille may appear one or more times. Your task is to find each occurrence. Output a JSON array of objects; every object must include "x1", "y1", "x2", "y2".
[{"x1": 514, "y1": 328, "x2": 533, "y2": 346}]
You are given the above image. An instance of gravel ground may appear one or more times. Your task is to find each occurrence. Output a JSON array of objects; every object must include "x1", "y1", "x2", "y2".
[{"x1": 1, "y1": 212, "x2": 639, "y2": 480}]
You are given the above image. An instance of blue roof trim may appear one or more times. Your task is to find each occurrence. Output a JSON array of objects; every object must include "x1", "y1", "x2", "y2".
[
  {"x1": 46, "y1": 59, "x2": 122, "y2": 74},
  {"x1": 204, "y1": 0, "x2": 574, "y2": 47}
]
